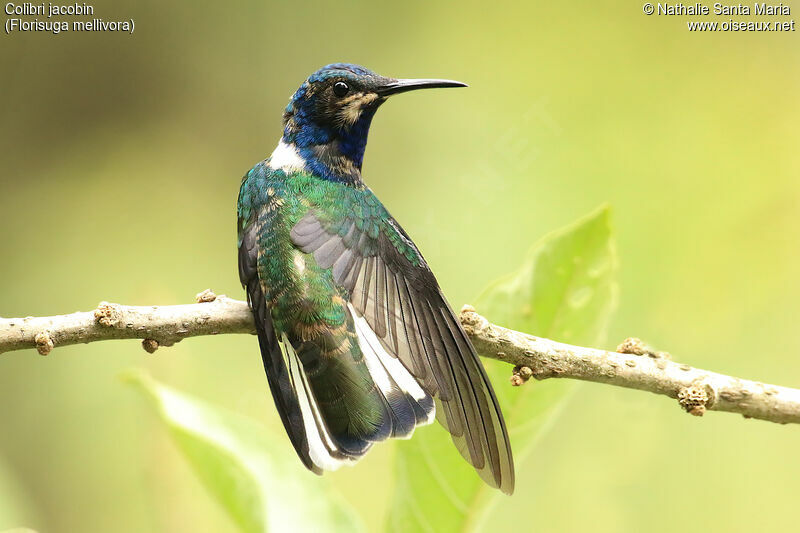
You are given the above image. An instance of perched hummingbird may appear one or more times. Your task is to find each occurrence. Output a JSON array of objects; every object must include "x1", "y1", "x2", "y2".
[{"x1": 237, "y1": 63, "x2": 514, "y2": 494}]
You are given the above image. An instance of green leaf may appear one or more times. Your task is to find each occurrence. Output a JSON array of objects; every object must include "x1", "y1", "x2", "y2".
[
  {"x1": 387, "y1": 206, "x2": 617, "y2": 533},
  {"x1": 123, "y1": 371, "x2": 364, "y2": 533}
]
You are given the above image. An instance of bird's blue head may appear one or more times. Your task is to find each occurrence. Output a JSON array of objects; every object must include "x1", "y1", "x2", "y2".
[{"x1": 279, "y1": 63, "x2": 466, "y2": 184}]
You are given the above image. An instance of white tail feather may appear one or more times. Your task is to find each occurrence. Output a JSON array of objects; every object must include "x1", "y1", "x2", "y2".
[
  {"x1": 281, "y1": 333, "x2": 358, "y2": 471},
  {"x1": 278, "y1": 305, "x2": 435, "y2": 472}
]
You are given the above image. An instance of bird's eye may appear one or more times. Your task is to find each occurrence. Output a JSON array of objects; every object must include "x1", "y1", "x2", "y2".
[{"x1": 333, "y1": 81, "x2": 349, "y2": 97}]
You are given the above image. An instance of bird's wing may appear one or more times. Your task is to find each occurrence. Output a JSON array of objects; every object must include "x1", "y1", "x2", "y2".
[
  {"x1": 238, "y1": 173, "x2": 319, "y2": 474},
  {"x1": 290, "y1": 189, "x2": 515, "y2": 494}
]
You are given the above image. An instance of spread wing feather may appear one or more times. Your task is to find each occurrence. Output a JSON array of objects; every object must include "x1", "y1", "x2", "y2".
[{"x1": 291, "y1": 203, "x2": 515, "y2": 494}]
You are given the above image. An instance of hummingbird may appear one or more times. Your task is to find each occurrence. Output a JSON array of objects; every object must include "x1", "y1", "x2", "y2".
[{"x1": 237, "y1": 63, "x2": 514, "y2": 494}]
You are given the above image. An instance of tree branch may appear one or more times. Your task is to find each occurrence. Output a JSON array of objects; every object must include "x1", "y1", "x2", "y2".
[{"x1": 2, "y1": 291, "x2": 799, "y2": 425}]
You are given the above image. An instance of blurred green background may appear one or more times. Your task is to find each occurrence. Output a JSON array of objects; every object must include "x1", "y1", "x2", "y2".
[{"x1": 2, "y1": 1, "x2": 799, "y2": 531}]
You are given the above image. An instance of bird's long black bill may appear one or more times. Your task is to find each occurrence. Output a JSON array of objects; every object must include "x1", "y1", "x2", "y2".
[{"x1": 376, "y1": 78, "x2": 468, "y2": 96}]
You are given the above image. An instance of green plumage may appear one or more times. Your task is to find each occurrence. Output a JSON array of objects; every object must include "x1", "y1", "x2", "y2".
[
  {"x1": 238, "y1": 164, "x2": 405, "y2": 443},
  {"x1": 238, "y1": 63, "x2": 513, "y2": 493}
]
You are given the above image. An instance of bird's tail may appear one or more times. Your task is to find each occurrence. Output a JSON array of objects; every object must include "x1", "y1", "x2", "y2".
[{"x1": 278, "y1": 305, "x2": 434, "y2": 471}]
